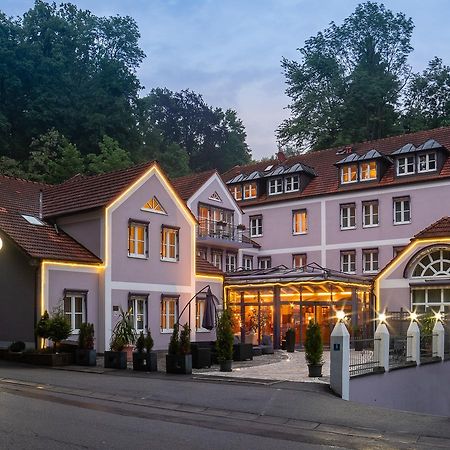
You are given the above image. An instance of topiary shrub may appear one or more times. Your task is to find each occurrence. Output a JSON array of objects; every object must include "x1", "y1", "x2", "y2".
[
  {"x1": 78, "y1": 323, "x2": 95, "y2": 350},
  {"x1": 47, "y1": 307, "x2": 72, "y2": 352},
  {"x1": 135, "y1": 331, "x2": 145, "y2": 353},
  {"x1": 304, "y1": 321, "x2": 323, "y2": 366},
  {"x1": 216, "y1": 309, "x2": 234, "y2": 362},
  {"x1": 168, "y1": 323, "x2": 180, "y2": 356},
  {"x1": 144, "y1": 329, "x2": 154, "y2": 353},
  {"x1": 35, "y1": 310, "x2": 50, "y2": 343},
  {"x1": 179, "y1": 323, "x2": 191, "y2": 355}
]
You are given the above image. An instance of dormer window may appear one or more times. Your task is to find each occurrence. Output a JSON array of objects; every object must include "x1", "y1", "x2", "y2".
[
  {"x1": 268, "y1": 178, "x2": 283, "y2": 195},
  {"x1": 418, "y1": 153, "x2": 436, "y2": 173},
  {"x1": 230, "y1": 185, "x2": 242, "y2": 201},
  {"x1": 341, "y1": 164, "x2": 358, "y2": 184},
  {"x1": 285, "y1": 175, "x2": 300, "y2": 193},
  {"x1": 243, "y1": 182, "x2": 257, "y2": 199},
  {"x1": 360, "y1": 161, "x2": 377, "y2": 181},
  {"x1": 397, "y1": 156, "x2": 415, "y2": 176}
]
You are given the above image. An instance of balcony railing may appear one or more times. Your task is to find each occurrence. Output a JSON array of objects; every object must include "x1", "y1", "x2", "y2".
[{"x1": 198, "y1": 218, "x2": 251, "y2": 244}]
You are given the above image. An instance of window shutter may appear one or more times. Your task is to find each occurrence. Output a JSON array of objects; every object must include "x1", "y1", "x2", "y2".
[{"x1": 145, "y1": 225, "x2": 149, "y2": 257}]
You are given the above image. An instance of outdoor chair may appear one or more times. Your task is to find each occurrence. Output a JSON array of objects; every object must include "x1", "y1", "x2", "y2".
[
  {"x1": 260, "y1": 335, "x2": 274, "y2": 354},
  {"x1": 232, "y1": 336, "x2": 253, "y2": 361}
]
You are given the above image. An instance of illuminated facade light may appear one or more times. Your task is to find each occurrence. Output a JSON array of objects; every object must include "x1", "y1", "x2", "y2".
[
  {"x1": 409, "y1": 311, "x2": 418, "y2": 322},
  {"x1": 0, "y1": 237, "x2": 3, "y2": 251},
  {"x1": 336, "y1": 310, "x2": 346, "y2": 322},
  {"x1": 435, "y1": 311, "x2": 443, "y2": 322},
  {"x1": 378, "y1": 312, "x2": 387, "y2": 324}
]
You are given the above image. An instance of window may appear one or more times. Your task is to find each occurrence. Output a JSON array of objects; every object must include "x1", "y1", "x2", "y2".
[
  {"x1": 285, "y1": 175, "x2": 300, "y2": 193},
  {"x1": 362, "y1": 201, "x2": 379, "y2": 227},
  {"x1": 362, "y1": 249, "x2": 379, "y2": 273},
  {"x1": 230, "y1": 185, "x2": 242, "y2": 201},
  {"x1": 243, "y1": 255, "x2": 253, "y2": 270},
  {"x1": 412, "y1": 287, "x2": 450, "y2": 315},
  {"x1": 21, "y1": 214, "x2": 45, "y2": 226},
  {"x1": 197, "y1": 247, "x2": 207, "y2": 260},
  {"x1": 268, "y1": 178, "x2": 283, "y2": 195},
  {"x1": 128, "y1": 294, "x2": 147, "y2": 332},
  {"x1": 128, "y1": 222, "x2": 148, "y2": 258},
  {"x1": 161, "y1": 296, "x2": 178, "y2": 332},
  {"x1": 397, "y1": 156, "x2": 415, "y2": 176},
  {"x1": 393, "y1": 246, "x2": 406, "y2": 258},
  {"x1": 293, "y1": 253, "x2": 307, "y2": 269},
  {"x1": 341, "y1": 164, "x2": 358, "y2": 184},
  {"x1": 340, "y1": 203, "x2": 356, "y2": 229},
  {"x1": 249, "y1": 215, "x2": 263, "y2": 237},
  {"x1": 393, "y1": 197, "x2": 411, "y2": 224},
  {"x1": 340, "y1": 251, "x2": 356, "y2": 274},
  {"x1": 196, "y1": 298, "x2": 206, "y2": 330},
  {"x1": 64, "y1": 292, "x2": 86, "y2": 332},
  {"x1": 212, "y1": 250, "x2": 223, "y2": 269},
  {"x1": 225, "y1": 253, "x2": 237, "y2": 272},
  {"x1": 418, "y1": 152, "x2": 437, "y2": 173},
  {"x1": 161, "y1": 226, "x2": 179, "y2": 261},
  {"x1": 258, "y1": 257, "x2": 272, "y2": 269},
  {"x1": 243, "y1": 182, "x2": 257, "y2": 199},
  {"x1": 198, "y1": 204, "x2": 234, "y2": 238},
  {"x1": 411, "y1": 249, "x2": 450, "y2": 278},
  {"x1": 141, "y1": 196, "x2": 166, "y2": 214},
  {"x1": 293, "y1": 209, "x2": 308, "y2": 234},
  {"x1": 360, "y1": 161, "x2": 377, "y2": 181}
]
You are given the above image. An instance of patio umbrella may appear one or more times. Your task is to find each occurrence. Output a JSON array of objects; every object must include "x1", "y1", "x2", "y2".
[{"x1": 202, "y1": 287, "x2": 218, "y2": 330}]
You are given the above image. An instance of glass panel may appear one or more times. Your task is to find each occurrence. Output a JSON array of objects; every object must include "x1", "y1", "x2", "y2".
[
  {"x1": 64, "y1": 297, "x2": 71, "y2": 314},
  {"x1": 428, "y1": 289, "x2": 441, "y2": 303},
  {"x1": 137, "y1": 226, "x2": 144, "y2": 240},
  {"x1": 137, "y1": 241, "x2": 145, "y2": 255},
  {"x1": 412, "y1": 290, "x2": 425, "y2": 303},
  {"x1": 75, "y1": 314, "x2": 82, "y2": 330},
  {"x1": 75, "y1": 297, "x2": 83, "y2": 313}
]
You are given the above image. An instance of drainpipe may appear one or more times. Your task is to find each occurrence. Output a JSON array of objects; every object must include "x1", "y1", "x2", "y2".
[{"x1": 39, "y1": 190, "x2": 43, "y2": 220}]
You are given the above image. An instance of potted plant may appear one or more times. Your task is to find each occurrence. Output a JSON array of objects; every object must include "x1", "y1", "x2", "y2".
[
  {"x1": 304, "y1": 321, "x2": 323, "y2": 377},
  {"x1": 166, "y1": 323, "x2": 192, "y2": 374},
  {"x1": 35, "y1": 310, "x2": 50, "y2": 349},
  {"x1": 216, "y1": 309, "x2": 234, "y2": 372},
  {"x1": 285, "y1": 328, "x2": 296, "y2": 352},
  {"x1": 104, "y1": 308, "x2": 135, "y2": 369},
  {"x1": 47, "y1": 306, "x2": 72, "y2": 353},
  {"x1": 132, "y1": 329, "x2": 157, "y2": 372},
  {"x1": 75, "y1": 323, "x2": 96, "y2": 366}
]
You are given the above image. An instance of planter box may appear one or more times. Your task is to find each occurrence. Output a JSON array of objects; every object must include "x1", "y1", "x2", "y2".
[
  {"x1": 285, "y1": 331, "x2": 296, "y2": 352},
  {"x1": 75, "y1": 349, "x2": 97, "y2": 366},
  {"x1": 308, "y1": 364, "x2": 323, "y2": 377},
  {"x1": 21, "y1": 352, "x2": 73, "y2": 366},
  {"x1": 219, "y1": 359, "x2": 232, "y2": 372},
  {"x1": 104, "y1": 351, "x2": 127, "y2": 369},
  {"x1": 132, "y1": 352, "x2": 158, "y2": 372},
  {"x1": 166, "y1": 354, "x2": 192, "y2": 374}
]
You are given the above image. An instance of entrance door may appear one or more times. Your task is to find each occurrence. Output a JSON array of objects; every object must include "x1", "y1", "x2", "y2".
[{"x1": 300, "y1": 304, "x2": 331, "y2": 346}]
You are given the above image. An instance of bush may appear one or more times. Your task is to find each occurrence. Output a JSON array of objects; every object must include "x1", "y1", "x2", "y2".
[
  {"x1": 109, "y1": 307, "x2": 135, "y2": 351},
  {"x1": 9, "y1": 341, "x2": 25, "y2": 353},
  {"x1": 47, "y1": 307, "x2": 72, "y2": 352},
  {"x1": 35, "y1": 310, "x2": 50, "y2": 340},
  {"x1": 78, "y1": 323, "x2": 95, "y2": 350},
  {"x1": 135, "y1": 331, "x2": 145, "y2": 353},
  {"x1": 179, "y1": 323, "x2": 191, "y2": 355},
  {"x1": 168, "y1": 323, "x2": 180, "y2": 356},
  {"x1": 216, "y1": 309, "x2": 234, "y2": 362},
  {"x1": 144, "y1": 329, "x2": 154, "y2": 353},
  {"x1": 304, "y1": 321, "x2": 323, "y2": 366}
]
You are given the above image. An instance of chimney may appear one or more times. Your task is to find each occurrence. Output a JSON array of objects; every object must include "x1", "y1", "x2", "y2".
[
  {"x1": 39, "y1": 190, "x2": 43, "y2": 220},
  {"x1": 277, "y1": 150, "x2": 287, "y2": 163}
]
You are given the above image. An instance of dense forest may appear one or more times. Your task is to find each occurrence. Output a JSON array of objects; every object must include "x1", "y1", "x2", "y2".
[{"x1": 0, "y1": 1, "x2": 251, "y2": 181}]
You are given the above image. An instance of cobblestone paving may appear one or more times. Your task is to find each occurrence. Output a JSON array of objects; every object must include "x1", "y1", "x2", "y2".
[{"x1": 198, "y1": 350, "x2": 330, "y2": 384}]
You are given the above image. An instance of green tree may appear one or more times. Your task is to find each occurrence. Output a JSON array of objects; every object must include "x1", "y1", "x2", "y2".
[
  {"x1": 278, "y1": 2, "x2": 413, "y2": 150},
  {"x1": 0, "y1": 156, "x2": 26, "y2": 178},
  {"x1": 87, "y1": 135, "x2": 133, "y2": 174},
  {"x1": 402, "y1": 57, "x2": 450, "y2": 132}
]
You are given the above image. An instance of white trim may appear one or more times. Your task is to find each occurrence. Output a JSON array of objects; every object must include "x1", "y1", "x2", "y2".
[
  {"x1": 381, "y1": 279, "x2": 410, "y2": 288},
  {"x1": 111, "y1": 281, "x2": 192, "y2": 293},
  {"x1": 320, "y1": 200, "x2": 326, "y2": 266},
  {"x1": 46, "y1": 265, "x2": 99, "y2": 273}
]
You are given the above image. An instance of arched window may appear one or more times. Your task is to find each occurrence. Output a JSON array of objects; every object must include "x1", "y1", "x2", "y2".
[{"x1": 411, "y1": 249, "x2": 450, "y2": 278}]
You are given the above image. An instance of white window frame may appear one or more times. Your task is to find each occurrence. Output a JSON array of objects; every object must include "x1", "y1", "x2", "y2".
[
  {"x1": 195, "y1": 298, "x2": 208, "y2": 332},
  {"x1": 362, "y1": 201, "x2": 379, "y2": 228},
  {"x1": 63, "y1": 292, "x2": 86, "y2": 333},
  {"x1": 362, "y1": 249, "x2": 379, "y2": 274},
  {"x1": 340, "y1": 164, "x2": 358, "y2": 184},
  {"x1": 128, "y1": 222, "x2": 147, "y2": 259},
  {"x1": 292, "y1": 209, "x2": 308, "y2": 235},
  {"x1": 243, "y1": 182, "x2": 257, "y2": 199},
  {"x1": 161, "y1": 227, "x2": 179, "y2": 262},
  {"x1": 292, "y1": 253, "x2": 307, "y2": 269},
  {"x1": 340, "y1": 251, "x2": 356, "y2": 274},
  {"x1": 360, "y1": 161, "x2": 377, "y2": 181},
  {"x1": 225, "y1": 253, "x2": 237, "y2": 272},
  {"x1": 129, "y1": 295, "x2": 147, "y2": 333},
  {"x1": 249, "y1": 216, "x2": 263, "y2": 237},
  {"x1": 393, "y1": 197, "x2": 411, "y2": 225},
  {"x1": 243, "y1": 255, "x2": 253, "y2": 270},
  {"x1": 230, "y1": 185, "x2": 242, "y2": 201},
  {"x1": 396, "y1": 156, "x2": 415, "y2": 176},
  {"x1": 212, "y1": 250, "x2": 223, "y2": 269},
  {"x1": 258, "y1": 257, "x2": 272, "y2": 270},
  {"x1": 161, "y1": 297, "x2": 178, "y2": 333},
  {"x1": 268, "y1": 178, "x2": 283, "y2": 195},
  {"x1": 340, "y1": 204, "x2": 356, "y2": 230},
  {"x1": 418, "y1": 152, "x2": 437, "y2": 173},
  {"x1": 285, "y1": 175, "x2": 300, "y2": 193}
]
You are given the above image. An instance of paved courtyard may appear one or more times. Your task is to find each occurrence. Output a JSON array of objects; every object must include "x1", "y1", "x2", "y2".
[{"x1": 198, "y1": 350, "x2": 330, "y2": 383}]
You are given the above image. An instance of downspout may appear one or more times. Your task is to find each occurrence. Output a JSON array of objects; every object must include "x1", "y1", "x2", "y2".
[{"x1": 34, "y1": 261, "x2": 41, "y2": 350}]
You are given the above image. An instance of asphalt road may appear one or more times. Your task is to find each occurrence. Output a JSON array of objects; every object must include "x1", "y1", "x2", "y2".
[{"x1": 0, "y1": 361, "x2": 449, "y2": 449}]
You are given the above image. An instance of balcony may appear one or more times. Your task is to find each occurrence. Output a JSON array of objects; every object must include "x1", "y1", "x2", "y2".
[{"x1": 197, "y1": 219, "x2": 255, "y2": 249}]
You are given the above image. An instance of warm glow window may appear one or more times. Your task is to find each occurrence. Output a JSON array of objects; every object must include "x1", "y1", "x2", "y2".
[
  {"x1": 64, "y1": 292, "x2": 86, "y2": 332},
  {"x1": 243, "y1": 182, "x2": 257, "y2": 199},
  {"x1": 340, "y1": 204, "x2": 356, "y2": 229},
  {"x1": 128, "y1": 222, "x2": 147, "y2": 258},
  {"x1": 292, "y1": 209, "x2": 308, "y2": 234},
  {"x1": 142, "y1": 196, "x2": 166, "y2": 214},
  {"x1": 161, "y1": 226, "x2": 179, "y2": 261},
  {"x1": 161, "y1": 297, "x2": 178, "y2": 332},
  {"x1": 360, "y1": 161, "x2": 377, "y2": 181},
  {"x1": 128, "y1": 295, "x2": 147, "y2": 332},
  {"x1": 230, "y1": 185, "x2": 242, "y2": 201},
  {"x1": 196, "y1": 298, "x2": 206, "y2": 330},
  {"x1": 292, "y1": 253, "x2": 307, "y2": 269},
  {"x1": 341, "y1": 164, "x2": 358, "y2": 184}
]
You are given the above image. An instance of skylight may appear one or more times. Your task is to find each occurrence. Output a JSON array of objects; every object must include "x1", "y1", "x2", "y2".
[
  {"x1": 21, "y1": 214, "x2": 45, "y2": 226},
  {"x1": 264, "y1": 165, "x2": 273, "y2": 171}
]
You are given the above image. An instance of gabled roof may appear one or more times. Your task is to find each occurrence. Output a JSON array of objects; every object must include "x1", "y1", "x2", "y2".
[
  {"x1": 0, "y1": 175, "x2": 101, "y2": 263},
  {"x1": 196, "y1": 256, "x2": 224, "y2": 276},
  {"x1": 171, "y1": 170, "x2": 216, "y2": 202},
  {"x1": 222, "y1": 127, "x2": 450, "y2": 207},
  {"x1": 43, "y1": 161, "x2": 156, "y2": 217},
  {"x1": 413, "y1": 217, "x2": 450, "y2": 240}
]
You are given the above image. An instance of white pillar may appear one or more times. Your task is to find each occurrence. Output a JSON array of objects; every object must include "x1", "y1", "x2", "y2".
[
  {"x1": 330, "y1": 322, "x2": 350, "y2": 401},
  {"x1": 407, "y1": 320, "x2": 420, "y2": 365},
  {"x1": 374, "y1": 322, "x2": 390, "y2": 372},
  {"x1": 432, "y1": 320, "x2": 445, "y2": 360}
]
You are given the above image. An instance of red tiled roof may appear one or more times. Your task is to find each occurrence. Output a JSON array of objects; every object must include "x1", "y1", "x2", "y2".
[
  {"x1": 414, "y1": 217, "x2": 450, "y2": 240},
  {"x1": 196, "y1": 256, "x2": 224, "y2": 276},
  {"x1": 43, "y1": 161, "x2": 156, "y2": 217},
  {"x1": 171, "y1": 170, "x2": 216, "y2": 202},
  {"x1": 222, "y1": 127, "x2": 450, "y2": 207},
  {"x1": 0, "y1": 175, "x2": 101, "y2": 263}
]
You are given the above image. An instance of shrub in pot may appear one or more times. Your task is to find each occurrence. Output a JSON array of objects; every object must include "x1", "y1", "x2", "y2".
[
  {"x1": 47, "y1": 307, "x2": 72, "y2": 353},
  {"x1": 216, "y1": 309, "x2": 234, "y2": 372},
  {"x1": 35, "y1": 310, "x2": 50, "y2": 349},
  {"x1": 304, "y1": 321, "x2": 323, "y2": 377},
  {"x1": 166, "y1": 323, "x2": 192, "y2": 374},
  {"x1": 133, "y1": 329, "x2": 157, "y2": 372},
  {"x1": 285, "y1": 328, "x2": 296, "y2": 352},
  {"x1": 75, "y1": 323, "x2": 96, "y2": 366}
]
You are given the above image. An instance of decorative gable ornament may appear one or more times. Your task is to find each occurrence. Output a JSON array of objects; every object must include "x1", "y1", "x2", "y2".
[
  {"x1": 208, "y1": 191, "x2": 222, "y2": 203},
  {"x1": 141, "y1": 196, "x2": 167, "y2": 214}
]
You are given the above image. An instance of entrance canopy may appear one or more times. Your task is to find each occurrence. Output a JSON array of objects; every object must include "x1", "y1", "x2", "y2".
[{"x1": 224, "y1": 264, "x2": 373, "y2": 348}]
